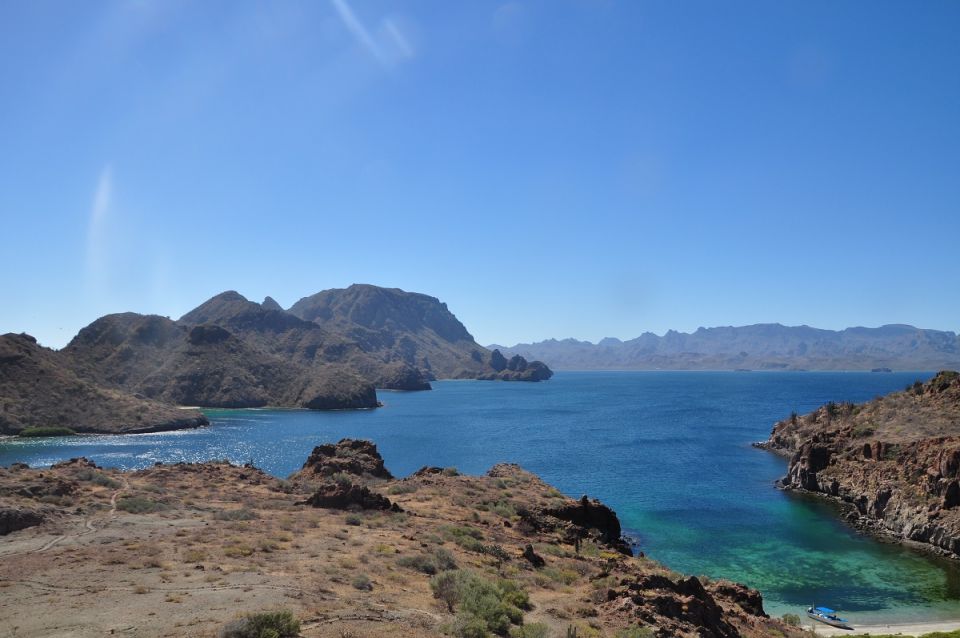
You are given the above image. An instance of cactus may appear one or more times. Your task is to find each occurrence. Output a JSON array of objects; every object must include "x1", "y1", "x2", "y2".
[{"x1": 566, "y1": 626, "x2": 578, "y2": 638}]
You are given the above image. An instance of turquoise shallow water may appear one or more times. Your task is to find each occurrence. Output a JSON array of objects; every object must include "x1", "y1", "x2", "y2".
[{"x1": 2, "y1": 371, "x2": 958, "y2": 623}]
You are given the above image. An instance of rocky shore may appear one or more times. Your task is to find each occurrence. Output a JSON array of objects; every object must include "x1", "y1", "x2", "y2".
[
  {"x1": 0, "y1": 440, "x2": 800, "y2": 637},
  {"x1": 759, "y1": 370, "x2": 960, "y2": 558}
]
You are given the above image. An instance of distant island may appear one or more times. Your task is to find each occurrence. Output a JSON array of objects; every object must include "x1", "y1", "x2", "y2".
[
  {"x1": 492, "y1": 323, "x2": 960, "y2": 371},
  {"x1": 0, "y1": 284, "x2": 551, "y2": 435}
]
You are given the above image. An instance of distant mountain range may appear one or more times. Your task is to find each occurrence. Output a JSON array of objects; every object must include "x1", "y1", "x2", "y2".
[
  {"x1": 491, "y1": 324, "x2": 960, "y2": 371},
  {"x1": 1, "y1": 284, "x2": 552, "y2": 434}
]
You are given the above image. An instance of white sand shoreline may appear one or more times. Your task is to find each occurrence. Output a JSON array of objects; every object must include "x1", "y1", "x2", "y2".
[{"x1": 806, "y1": 619, "x2": 960, "y2": 635}]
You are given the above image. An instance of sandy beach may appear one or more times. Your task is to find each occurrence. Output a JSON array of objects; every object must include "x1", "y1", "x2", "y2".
[{"x1": 806, "y1": 619, "x2": 960, "y2": 636}]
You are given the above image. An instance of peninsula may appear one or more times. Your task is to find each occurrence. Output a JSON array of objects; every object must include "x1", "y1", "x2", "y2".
[
  {"x1": 0, "y1": 439, "x2": 800, "y2": 638},
  {"x1": 760, "y1": 371, "x2": 960, "y2": 558}
]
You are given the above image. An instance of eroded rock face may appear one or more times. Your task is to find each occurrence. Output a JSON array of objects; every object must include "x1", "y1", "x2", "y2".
[
  {"x1": 0, "y1": 505, "x2": 45, "y2": 535},
  {"x1": 604, "y1": 574, "x2": 743, "y2": 638},
  {"x1": 516, "y1": 492, "x2": 632, "y2": 556},
  {"x1": 766, "y1": 371, "x2": 960, "y2": 558},
  {"x1": 295, "y1": 439, "x2": 393, "y2": 480},
  {"x1": 300, "y1": 483, "x2": 400, "y2": 511}
]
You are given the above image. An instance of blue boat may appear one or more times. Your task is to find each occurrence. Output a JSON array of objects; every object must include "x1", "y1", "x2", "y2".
[{"x1": 807, "y1": 606, "x2": 853, "y2": 630}]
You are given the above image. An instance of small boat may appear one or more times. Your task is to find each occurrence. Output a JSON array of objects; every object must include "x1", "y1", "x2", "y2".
[{"x1": 807, "y1": 606, "x2": 853, "y2": 630}]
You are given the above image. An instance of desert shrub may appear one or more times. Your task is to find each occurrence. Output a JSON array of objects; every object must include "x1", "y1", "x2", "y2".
[
  {"x1": 19, "y1": 426, "x2": 76, "y2": 437},
  {"x1": 351, "y1": 574, "x2": 372, "y2": 590},
  {"x1": 388, "y1": 483, "x2": 418, "y2": 495},
  {"x1": 490, "y1": 500, "x2": 516, "y2": 519},
  {"x1": 116, "y1": 496, "x2": 167, "y2": 513},
  {"x1": 75, "y1": 468, "x2": 121, "y2": 488},
  {"x1": 398, "y1": 553, "x2": 438, "y2": 575},
  {"x1": 434, "y1": 547, "x2": 458, "y2": 570},
  {"x1": 443, "y1": 467, "x2": 460, "y2": 477},
  {"x1": 781, "y1": 613, "x2": 801, "y2": 627},
  {"x1": 398, "y1": 547, "x2": 458, "y2": 574},
  {"x1": 443, "y1": 525, "x2": 485, "y2": 552},
  {"x1": 344, "y1": 513, "x2": 363, "y2": 526},
  {"x1": 615, "y1": 628, "x2": 655, "y2": 638},
  {"x1": 214, "y1": 508, "x2": 258, "y2": 521},
  {"x1": 510, "y1": 624, "x2": 549, "y2": 638},
  {"x1": 218, "y1": 609, "x2": 300, "y2": 638},
  {"x1": 452, "y1": 613, "x2": 490, "y2": 638},
  {"x1": 852, "y1": 422, "x2": 876, "y2": 438},
  {"x1": 430, "y1": 570, "x2": 527, "y2": 635},
  {"x1": 331, "y1": 472, "x2": 353, "y2": 487}
]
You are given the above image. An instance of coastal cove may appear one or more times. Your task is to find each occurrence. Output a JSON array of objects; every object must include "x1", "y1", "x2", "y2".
[{"x1": 3, "y1": 371, "x2": 959, "y2": 625}]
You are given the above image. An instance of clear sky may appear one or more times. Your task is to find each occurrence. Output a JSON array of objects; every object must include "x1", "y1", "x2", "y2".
[{"x1": 2, "y1": 1, "x2": 958, "y2": 349}]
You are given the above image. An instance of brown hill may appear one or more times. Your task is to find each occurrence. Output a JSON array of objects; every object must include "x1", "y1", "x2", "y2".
[
  {"x1": 63, "y1": 313, "x2": 377, "y2": 410},
  {"x1": 0, "y1": 333, "x2": 207, "y2": 435},
  {"x1": 762, "y1": 370, "x2": 960, "y2": 557},
  {"x1": 178, "y1": 290, "x2": 431, "y2": 391},
  {"x1": 0, "y1": 442, "x2": 801, "y2": 638},
  {"x1": 289, "y1": 284, "x2": 552, "y2": 382}
]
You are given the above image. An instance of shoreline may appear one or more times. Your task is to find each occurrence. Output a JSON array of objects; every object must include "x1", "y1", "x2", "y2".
[{"x1": 806, "y1": 619, "x2": 960, "y2": 636}]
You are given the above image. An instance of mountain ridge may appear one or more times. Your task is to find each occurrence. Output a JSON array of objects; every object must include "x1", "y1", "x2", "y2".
[{"x1": 492, "y1": 323, "x2": 960, "y2": 371}]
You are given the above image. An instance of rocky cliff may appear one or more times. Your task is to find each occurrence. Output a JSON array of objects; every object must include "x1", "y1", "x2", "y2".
[
  {"x1": 762, "y1": 370, "x2": 960, "y2": 557},
  {"x1": 0, "y1": 333, "x2": 208, "y2": 435},
  {"x1": 289, "y1": 284, "x2": 552, "y2": 382}
]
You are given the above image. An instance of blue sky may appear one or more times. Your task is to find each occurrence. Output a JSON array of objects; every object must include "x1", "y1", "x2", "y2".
[{"x1": 1, "y1": 1, "x2": 958, "y2": 349}]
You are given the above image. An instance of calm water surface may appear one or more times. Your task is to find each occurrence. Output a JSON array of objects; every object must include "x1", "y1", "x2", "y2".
[{"x1": 3, "y1": 371, "x2": 958, "y2": 622}]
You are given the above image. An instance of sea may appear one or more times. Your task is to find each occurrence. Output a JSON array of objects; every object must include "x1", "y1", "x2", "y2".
[{"x1": 2, "y1": 370, "x2": 958, "y2": 623}]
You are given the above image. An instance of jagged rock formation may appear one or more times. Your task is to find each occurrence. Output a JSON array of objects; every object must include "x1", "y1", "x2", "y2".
[
  {"x1": 292, "y1": 439, "x2": 393, "y2": 482},
  {"x1": 0, "y1": 332, "x2": 208, "y2": 435},
  {"x1": 495, "y1": 323, "x2": 960, "y2": 371},
  {"x1": 300, "y1": 483, "x2": 400, "y2": 511},
  {"x1": 288, "y1": 284, "x2": 552, "y2": 382},
  {"x1": 761, "y1": 370, "x2": 960, "y2": 557}
]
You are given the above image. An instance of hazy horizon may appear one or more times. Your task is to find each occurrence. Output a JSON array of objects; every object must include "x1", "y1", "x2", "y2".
[{"x1": 3, "y1": 1, "x2": 958, "y2": 349}]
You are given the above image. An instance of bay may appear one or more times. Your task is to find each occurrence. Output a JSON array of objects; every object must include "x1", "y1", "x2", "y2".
[{"x1": 2, "y1": 370, "x2": 958, "y2": 622}]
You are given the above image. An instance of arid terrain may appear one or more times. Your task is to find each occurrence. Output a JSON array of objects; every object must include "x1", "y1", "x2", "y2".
[
  {"x1": 0, "y1": 440, "x2": 801, "y2": 638},
  {"x1": 761, "y1": 370, "x2": 960, "y2": 557}
]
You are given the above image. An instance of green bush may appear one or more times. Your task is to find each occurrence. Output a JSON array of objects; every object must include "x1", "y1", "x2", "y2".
[
  {"x1": 430, "y1": 570, "x2": 527, "y2": 635},
  {"x1": 781, "y1": 613, "x2": 801, "y2": 627},
  {"x1": 510, "y1": 624, "x2": 549, "y2": 638},
  {"x1": 75, "y1": 468, "x2": 121, "y2": 488},
  {"x1": 344, "y1": 513, "x2": 363, "y2": 526},
  {"x1": 443, "y1": 467, "x2": 460, "y2": 477},
  {"x1": 615, "y1": 628, "x2": 655, "y2": 638},
  {"x1": 218, "y1": 609, "x2": 300, "y2": 638},
  {"x1": 352, "y1": 574, "x2": 372, "y2": 590},
  {"x1": 116, "y1": 496, "x2": 167, "y2": 513},
  {"x1": 398, "y1": 553, "x2": 439, "y2": 574},
  {"x1": 19, "y1": 426, "x2": 76, "y2": 437}
]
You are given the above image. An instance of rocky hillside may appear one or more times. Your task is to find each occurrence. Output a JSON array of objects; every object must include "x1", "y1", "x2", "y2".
[
  {"x1": 761, "y1": 370, "x2": 960, "y2": 557},
  {"x1": 0, "y1": 441, "x2": 801, "y2": 638},
  {"x1": 63, "y1": 312, "x2": 378, "y2": 410},
  {"x1": 289, "y1": 284, "x2": 552, "y2": 382},
  {"x1": 0, "y1": 333, "x2": 207, "y2": 435},
  {"x1": 495, "y1": 324, "x2": 960, "y2": 371}
]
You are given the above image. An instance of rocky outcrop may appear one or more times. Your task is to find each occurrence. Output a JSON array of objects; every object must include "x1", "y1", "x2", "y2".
[
  {"x1": 0, "y1": 505, "x2": 45, "y2": 535},
  {"x1": 0, "y1": 332, "x2": 208, "y2": 435},
  {"x1": 300, "y1": 483, "x2": 400, "y2": 511},
  {"x1": 764, "y1": 371, "x2": 960, "y2": 557},
  {"x1": 292, "y1": 439, "x2": 393, "y2": 481},
  {"x1": 476, "y1": 349, "x2": 553, "y2": 381},
  {"x1": 486, "y1": 464, "x2": 632, "y2": 556}
]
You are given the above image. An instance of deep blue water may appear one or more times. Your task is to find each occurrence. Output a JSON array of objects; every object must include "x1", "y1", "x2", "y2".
[{"x1": 2, "y1": 371, "x2": 959, "y2": 622}]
